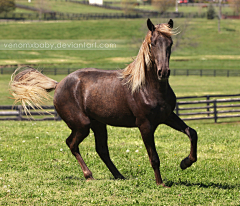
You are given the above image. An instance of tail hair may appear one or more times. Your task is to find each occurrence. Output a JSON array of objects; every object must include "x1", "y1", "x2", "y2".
[{"x1": 9, "y1": 67, "x2": 58, "y2": 115}]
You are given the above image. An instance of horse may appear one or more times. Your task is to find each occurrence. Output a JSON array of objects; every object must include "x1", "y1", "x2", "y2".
[{"x1": 10, "y1": 19, "x2": 198, "y2": 187}]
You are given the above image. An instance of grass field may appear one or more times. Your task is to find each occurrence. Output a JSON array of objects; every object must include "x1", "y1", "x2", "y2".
[
  {"x1": 15, "y1": 0, "x2": 124, "y2": 14},
  {"x1": 0, "y1": 18, "x2": 240, "y2": 70},
  {"x1": 0, "y1": 121, "x2": 239, "y2": 205},
  {"x1": 14, "y1": 0, "x2": 235, "y2": 15},
  {"x1": 1, "y1": 4, "x2": 240, "y2": 204}
]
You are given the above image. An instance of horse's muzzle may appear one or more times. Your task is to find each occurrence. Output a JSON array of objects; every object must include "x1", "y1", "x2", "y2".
[{"x1": 158, "y1": 69, "x2": 170, "y2": 80}]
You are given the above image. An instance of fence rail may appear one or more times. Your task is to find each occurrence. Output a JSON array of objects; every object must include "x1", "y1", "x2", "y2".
[
  {"x1": 0, "y1": 11, "x2": 187, "y2": 21},
  {"x1": 1, "y1": 68, "x2": 240, "y2": 77},
  {"x1": 0, "y1": 105, "x2": 60, "y2": 121},
  {"x1": 1, "y1": 1, "x2": 234, "y2": 22},
  {"x1": 175, "y1": 94, "x2": 240, "y2": 122},
  {"x1": 1, "y1": 95, "x2": 240, "y2": 122},
  {"x1": 171, "y1": 69, "x2": 240, "y2": 77}
]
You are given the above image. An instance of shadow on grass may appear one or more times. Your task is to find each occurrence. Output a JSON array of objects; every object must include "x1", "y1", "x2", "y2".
[
  {"x1": 224, "y1": 28, "x2": 236, "y2": 32},
  {"x1": 165, "y1": 180, "x2": 238, "y2": 189},
  {"x1": 64, "y1": 175, "x2": 84, "y2": 180},
  {"x1": 62, "y1": 176, "x2": 238, "y2": 190}
]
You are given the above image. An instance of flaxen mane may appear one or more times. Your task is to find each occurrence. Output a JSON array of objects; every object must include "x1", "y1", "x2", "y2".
[{"x1": 121, "y1": 23, "x2": 174, "y2": 93}]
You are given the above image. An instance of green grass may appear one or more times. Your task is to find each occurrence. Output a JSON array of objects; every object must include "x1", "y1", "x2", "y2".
[
  {"x1": 15, "y1": 0, "x2": 124, "y2": 14},
  {"x1": 0, "y1": 121, "x2": 239, "y2": 205},
  {"x1": 13, "y1": 8, "x2": 36, "y2": 13},
  {"x1": 138, "y1": 4, "x2": 235, "y2": 15},
  {"x1": 0, "y1": 18, "x2": 240, "y2": 70}
]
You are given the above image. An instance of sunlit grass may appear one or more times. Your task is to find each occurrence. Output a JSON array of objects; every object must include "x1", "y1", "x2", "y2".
[
  {"x1": 0, "y1": 121, "x2": 239, "y2": 205},
  {"x1": 0, "y1": 18, "x2": 239, "y2": 70}
]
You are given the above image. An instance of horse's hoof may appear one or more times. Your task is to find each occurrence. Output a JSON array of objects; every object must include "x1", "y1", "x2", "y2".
[
  {"x1": 86, "y1": 177, "x2": 94, "y2": 182},
  {"x1": 115, "y1": 175, "x2": 125, "y2": 180},
  {"x1": 159, "y1": 183, "x2": 170, "y2": 188},
  {"x1": 180, "y1": 157, "x2": 192, "y2": 170}
]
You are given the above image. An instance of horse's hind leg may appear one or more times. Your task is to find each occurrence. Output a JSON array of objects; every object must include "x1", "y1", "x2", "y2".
[
  {"x1": 164, "y1": 112, "x2": 198, "y2": 170},
  {"x1": 66, "y1": 126, "x2": 94, "y2": 180},
  {"x1": 91, "y1": 121, "x2": 125, "y2": 179}
]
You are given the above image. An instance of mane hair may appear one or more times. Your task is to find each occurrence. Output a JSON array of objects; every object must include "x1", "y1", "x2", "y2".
[{"x1": 120, "y1": 23, "x2": 174, "y2": 93}]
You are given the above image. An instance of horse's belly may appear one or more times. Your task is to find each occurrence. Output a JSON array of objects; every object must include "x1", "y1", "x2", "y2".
[
  {"x1": 87, "y1": 106, "x2": 136, "y2": 127},
  {"x1": 85, "y1": 93, "x2": 136, "y2": 127}
]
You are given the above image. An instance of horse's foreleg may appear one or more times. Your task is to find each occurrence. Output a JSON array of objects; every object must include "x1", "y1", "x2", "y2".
[
  {"x1": 164, "y1": 112, "x2": 198, "y2": 170},
  {"x1": 91, "y1": 121, "x2": 125, "y2": 179},
  {"x1": 138, "y1": 121, "x2": 167, "y2": 187},
  {"x1": 66, "y1": 128, "x2": 94, "y2": 180}
]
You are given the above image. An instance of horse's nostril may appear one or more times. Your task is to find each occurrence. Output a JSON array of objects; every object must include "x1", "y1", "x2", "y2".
[{"x1": 158, "y1": 69, "x2": 162, "y2": 77}]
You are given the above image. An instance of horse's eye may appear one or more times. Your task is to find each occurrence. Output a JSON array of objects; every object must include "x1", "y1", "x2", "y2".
[{"x1": 151, "y1": 43, "x2": 155, "y2": 47}]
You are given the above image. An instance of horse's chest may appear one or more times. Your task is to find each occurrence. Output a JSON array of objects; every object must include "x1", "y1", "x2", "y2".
[
  {"x1": 158, "y1": 101, "x2": 173, "y2": 115},
  {"x1": 152, "y1": 97, "x2": 175, "y2": 122}
]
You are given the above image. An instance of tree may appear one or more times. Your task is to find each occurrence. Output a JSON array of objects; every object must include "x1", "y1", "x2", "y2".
[
  {"x1": 207, "y1": 3, "x2": 216, "y2": 19},
  {"x1": 0, "y1": 0, "x2": 15, "y2": 14},
  {"x1": 152, "y1": 0, "x2": 175, "y2": 14},
  {"x1": 228, "y1": 0, "x2": 240, "y2": 15}
]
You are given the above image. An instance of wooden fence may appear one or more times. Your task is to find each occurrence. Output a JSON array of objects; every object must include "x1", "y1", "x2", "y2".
[
  {"x1": 175, "y1": 94, "x2": 240, "y2": 122},
  {"x1": 171, "y1": 69, "x2": 240, "y2": 77},
  {"x1": 0, "y1": 105, "x2": 60, "y2": 121},
  {"x1": 1, "y1": 94, "x2": 240, "y2": 122},
  {"x1": 1, "y1": 68, "x2": 240, "y2": 77},
  {"x1": 1, "y1": 1, "x2": 233, "y2": 21},
  {"x1": 0, "y1": 11, "x2": 186, "y2": 21}
]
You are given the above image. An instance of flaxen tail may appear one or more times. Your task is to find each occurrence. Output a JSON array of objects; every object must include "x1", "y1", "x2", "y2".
[{"x1": 9, "y1": 67, "x2": 58, "y2": 115}]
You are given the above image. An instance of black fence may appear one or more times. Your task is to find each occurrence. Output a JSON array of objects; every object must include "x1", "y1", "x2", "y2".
[
  {"x1": 171, "y1": 69, "x2": 240, "y2": 77},
  {"x1": 0, "y1": 105, "x2": 60, "y2": 121},
  {"x1": 0, "y1": 11, "x2": 188, "y2": 21},
  {"x1": 175, "y1": 94, "x2": 240, "y2": 123},
  {"x1": 0, "y1": 1, "x2": 232, "y2": 21},
  {"x1": 1, "y1": 94, "x2": 240, "y2": 122},
  {"x1": 1, "y1": 68, "x2": 240, "y2": 77}
]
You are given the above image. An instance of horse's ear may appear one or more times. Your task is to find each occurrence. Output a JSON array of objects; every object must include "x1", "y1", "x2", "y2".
[
  {"x1": 147, "y1": 18, "x2": 155, "y2": 33},
  {"x1": 168, "y1": 19, "x2": 173, "y2": 29}
]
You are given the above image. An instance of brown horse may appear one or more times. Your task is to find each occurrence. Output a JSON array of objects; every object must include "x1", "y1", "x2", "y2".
[{"x1": 10, "y1": 19, "x2": 197, "y2": 187}]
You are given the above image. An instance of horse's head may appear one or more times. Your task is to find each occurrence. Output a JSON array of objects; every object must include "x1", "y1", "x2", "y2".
[{"x1": 147, "y1": 19, "x2": 173, "y2": 81}]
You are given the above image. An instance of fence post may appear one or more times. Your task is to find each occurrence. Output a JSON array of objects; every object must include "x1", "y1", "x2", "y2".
[
  {"x1": 213, "y1": 100, "x2": 217, "y2": 123},
  {"x1": 54, "y1": 68, "x2": 57, "y2": 75},
  {"x1": 206, "y1": 95, "x2": 210, "y2": 116},
  {"x1": 18, "y1": 105, "x2": 23, "y2": 121}
]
